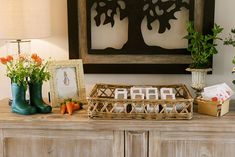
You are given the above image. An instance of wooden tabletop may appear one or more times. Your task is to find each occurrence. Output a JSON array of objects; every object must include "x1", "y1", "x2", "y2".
[{"x1": 0, "y1": 99, "x2": 235, "y2": 132}]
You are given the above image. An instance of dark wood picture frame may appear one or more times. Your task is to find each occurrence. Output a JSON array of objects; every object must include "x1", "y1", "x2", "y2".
[{"x1": 67, "y1": 0, "x2": 215, "y2": 74}]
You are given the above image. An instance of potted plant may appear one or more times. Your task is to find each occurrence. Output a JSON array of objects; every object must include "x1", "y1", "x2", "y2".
[
  {"x1": 28, "y1": 53, "x2": 52, "y2": 114},
  {"x1": 224, "y1": 28, "x2": 235, "y2": 84},
  {"x1": 184, "y1": 21, "x2": 223, "y2": 97},
  {"x1": 0, "y1": 53, "x2": 52, "y2": 115},
  {"x1": 0, "y1": 54, "x2": 37, "y2": 115}
]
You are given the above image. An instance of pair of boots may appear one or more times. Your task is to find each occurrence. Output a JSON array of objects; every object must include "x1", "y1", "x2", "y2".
[{"x1": 11, "y1": 83, "x2": 52, "y2": 115}]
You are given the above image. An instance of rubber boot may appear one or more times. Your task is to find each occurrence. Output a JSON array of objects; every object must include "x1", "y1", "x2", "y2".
[
  {"x1": 29, "y1": 83, "x2": 52, "y2": 114},
  {"x1": 11, "y1": 83, "x2": 37, "y2": 115}
]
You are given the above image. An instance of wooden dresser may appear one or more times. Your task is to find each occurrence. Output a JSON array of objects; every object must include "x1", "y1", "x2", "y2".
[{"x1": 0, "y1": 99, "x2": 235, "y2": 157}]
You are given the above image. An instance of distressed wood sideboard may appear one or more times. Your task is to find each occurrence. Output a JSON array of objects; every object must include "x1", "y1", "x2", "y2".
[{"x1": 0, "y1": 99, "x2": 235, "y2": 157}]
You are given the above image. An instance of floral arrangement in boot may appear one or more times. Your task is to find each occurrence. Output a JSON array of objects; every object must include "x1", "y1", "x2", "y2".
[
  {"x1": 28, "y1": 54, "x2": 52, "y2": 114},
  {"x1": 0, "y1": 53, "x2": 52, "y2": 115}
]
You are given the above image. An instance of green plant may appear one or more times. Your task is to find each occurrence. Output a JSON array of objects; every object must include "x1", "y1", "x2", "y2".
[
  {"x1": 28, "y1": 54, "x2": 50, "y2": 84},
  {"x1": 184, "y1": 21, "x2": 223, "y2": 69},
  {"x1": 0, "y1": 55, "x2": 29, "y2": 88},
  {"x1": 224, "y1": 28, "x2": 235, "y2": 64},
  {"x1": 0, "y1": 53, "x2": 50, "y2": 88}
]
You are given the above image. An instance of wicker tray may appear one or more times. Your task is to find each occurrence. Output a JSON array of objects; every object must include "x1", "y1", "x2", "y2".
[{"x1": 88, "y1": 84, "x2": 193, "y2": 120}]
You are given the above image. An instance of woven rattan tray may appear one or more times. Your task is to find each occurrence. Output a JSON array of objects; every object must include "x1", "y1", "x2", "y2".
[{"x1": 88, "y1": 84, "x2": 193, "y2": 120}]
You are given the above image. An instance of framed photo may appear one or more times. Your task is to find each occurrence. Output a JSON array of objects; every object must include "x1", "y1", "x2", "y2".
[
  {"x1": 132, "y1": 93, "x2": 145, "y2": 113},
  {"x1": 130, "y1": 87, "x2": 142, "y2": 98},
  {"x1": 160, "y1": 88, "x2": 174, "y2": 99},
  {"x1": 160, "y1": 88, "x2": 173, "y2": 94},
  {"x1": 48, "y1": 60, "x2": 86, "y2": 107},
  {"x1": 114, "y1": 88, "x2": 128, "y2": 99},
  {"x1": 114, "y1": 88, "x2": 128, "y2": 113},
  {"x1": 67, "y1": 0, "x2": 215, "y2": 74},
  {"x1": 146, "y1": 88, "x2": 158, "y2": 96}
]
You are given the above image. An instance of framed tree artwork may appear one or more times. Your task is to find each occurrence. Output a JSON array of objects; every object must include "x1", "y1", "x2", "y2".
[{"x1": 67, "y1": 0, "x2": 215, "y2": 74}]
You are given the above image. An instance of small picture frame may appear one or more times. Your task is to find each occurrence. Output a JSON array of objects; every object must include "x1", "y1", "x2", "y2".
[
  {"x1": 130, "y1": 87, "x2": 142, "y2": 99},
  {"x1": 48, "y1": 60, "x2": 86, "y2": 107},
  {"x1": 114, "y1": 88, "x2": 128, "y2": 113},
  {"x1": 114, "y1": 88, "x2": 128, "y2": 99},
  {"x1": 160, "y1": 88, "x2": 173, "y2": 94},
  {"x1": 160, "y1": 88, "x2": 174, "y2": 99},
  {"x1": 132, "y1": 86, "x2": 152, "y2": 95},
  {"x1": 146, "y1": 88, "x2": 158, "y2": 96},
  {"x1": 132, "y1": 93, "x2": 145, "y2": 113}
]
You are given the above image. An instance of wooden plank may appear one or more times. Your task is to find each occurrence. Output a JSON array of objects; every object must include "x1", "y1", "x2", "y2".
[
  {"x1": 113, "y1": 131, "x2": 124, "y2": 157},
  {"x1": 3, "y1": 129, "x2": 113, "y2": 139},
  {"x1": 3, "y1": 129, "x2": 116, "y2": 157},
  {"x1": 0, "y1": 99, "x2": 235, "y2": 132},
  {"x1": 149, "y1": 131, "x2": 161, "y2": 157},
  {"x1": 157, "y1": 131, "x2": 235, "y2": 157},
  {"x1": 0, "y1": 129, "x2": 3, "y2": 157},
  {"x1": 125, "y1": 131, "x2": 148, "y2": 157}
]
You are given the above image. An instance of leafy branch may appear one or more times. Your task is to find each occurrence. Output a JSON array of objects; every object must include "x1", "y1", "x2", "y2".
[
  {"x1": 184, "y1": 21, "x2": 223, "y2": 69},
  {"x1": 224, "y1": 29, "x2": 235, "y2": 65},
  {"x1": 224, "y1": 29, "x2": 235, "y2": 47}
]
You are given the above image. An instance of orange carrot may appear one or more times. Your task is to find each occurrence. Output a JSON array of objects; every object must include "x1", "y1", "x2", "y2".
[
  {"x1": 70, "y1": 101, "x2": 75, "y2": 110},
  {"x1": 66, "y1": 101, "x2": 73, "y2": 115},
  {"x1": 60, "y1": 103, "x2": 66, "y2": 114},
  {"x1": 73, "y1": 103, "x2": 80, "y2": 111}
]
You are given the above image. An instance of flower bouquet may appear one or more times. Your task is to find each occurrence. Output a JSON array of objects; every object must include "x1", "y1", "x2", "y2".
[
  {"x1": 0, "y1": 54, "x2": 28, "y2": 88},
  {"x1": 0, "y1": 53, "x2": 52, "y2": 115}
]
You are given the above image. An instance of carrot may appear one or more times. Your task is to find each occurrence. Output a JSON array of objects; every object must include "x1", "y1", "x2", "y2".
[
  {"x1": 60, "y1": 103, "x2": 66, "y2": 114},
  {"x1": 66, "y1": 101, "x2": 73, "y2": 115},
  {"x1": 73, "y1": 103, "x2": 80, "y2": 111},
  {"x1": 70, "y1": 101, "x2": 75, "y2": 110}
]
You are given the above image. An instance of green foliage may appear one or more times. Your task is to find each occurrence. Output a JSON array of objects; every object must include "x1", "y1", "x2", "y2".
[
  {"x1": 184, "y1": 21, "x2": 223, "y2": 69},
  {"x1": 0, "y1": 54, "x2": 50, "y2": 87},
  {"x1": 224, "y1": 29, "x2": 235, "y2": 66},
  {"x1": 28, "y1": 59, "x2": 50, "y2": 84},
  {"x1": 6, "y1": 58, "x2": 29, "y2": 89},
  {"x1": 224, "y1": 29, "x2": 235, "y2": 47}
]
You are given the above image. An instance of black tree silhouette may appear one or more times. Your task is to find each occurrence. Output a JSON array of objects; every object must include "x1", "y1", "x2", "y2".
[{"x1": 89, "y1": 0, "x2": 189, "y2": 53}]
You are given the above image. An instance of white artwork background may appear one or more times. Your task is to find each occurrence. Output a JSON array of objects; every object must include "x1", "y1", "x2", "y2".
[
  {"x1": 91, "y1": 6, "x2": 189, "y2": 50},
  {"x1": 55, "y1": 67, "x2": 79, "y2": 99}
]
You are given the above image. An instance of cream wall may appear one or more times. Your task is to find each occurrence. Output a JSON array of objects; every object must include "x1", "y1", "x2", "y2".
[{"x1": 0, "y1": 0, "x2": 235, "y2": 100}]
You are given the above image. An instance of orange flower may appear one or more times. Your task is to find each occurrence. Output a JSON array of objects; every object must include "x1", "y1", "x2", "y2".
[
  {"x1": 31, "y1": 53, "x2": 42, "y2": 65},
  {"x1": 0, "y1": 55, "x2": 13, "y2": 64},
  {"x1": 31, "y1": 53, "x2": 38, "y2": 60},
  {"x1": 19, "y1": 54, "x2": 26, "y2": 61},
  {"x1": 35, "y1": 57, "x2": 42, "y2": 65},
  {"x1": 6, "y1": 55, "x2": 13, "y2": 62},
  {"x1": 0, "y1": 57, "x2": 7, "y2": 64}
]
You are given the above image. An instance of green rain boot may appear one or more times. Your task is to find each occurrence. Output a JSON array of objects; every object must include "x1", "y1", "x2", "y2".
[
  {"x1": 29, "y1": 83, "x2": 52, "y2": 114},
  {"x1": 11, "y1": 83, "x2": 37, "y2": 115}
]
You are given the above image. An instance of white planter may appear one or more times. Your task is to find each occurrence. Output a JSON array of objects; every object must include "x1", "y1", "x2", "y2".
[{"x1": 186, "y1": 68, "x2": 212, "y2": 96}]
